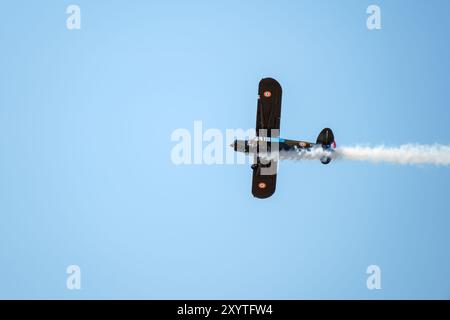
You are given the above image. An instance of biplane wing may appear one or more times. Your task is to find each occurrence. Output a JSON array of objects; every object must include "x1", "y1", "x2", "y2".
[{"x1": 252, "y1": 78, "x2": 282, "y2": 199}]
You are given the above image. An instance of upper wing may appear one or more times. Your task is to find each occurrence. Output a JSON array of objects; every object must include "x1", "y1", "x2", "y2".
[
  {"x1": 252, "y1": 78, "x2": 282, "y2": 199},
  {"x1": 256, "y1": 78, "x2": 282, "y2": 134}
]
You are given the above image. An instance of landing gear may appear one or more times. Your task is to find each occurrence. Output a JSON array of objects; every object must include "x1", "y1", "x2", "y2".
[{"x1": 320, "y1": 156, "x2": 332, "y2": 165}]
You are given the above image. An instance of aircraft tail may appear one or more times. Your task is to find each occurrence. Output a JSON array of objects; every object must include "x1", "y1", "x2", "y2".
[
  {"x1": 316, "y1": 128, "x2": 335, "y2": 165},
  {"x1": 316, "y1": 128, "x2": 334, "y2": 146}
]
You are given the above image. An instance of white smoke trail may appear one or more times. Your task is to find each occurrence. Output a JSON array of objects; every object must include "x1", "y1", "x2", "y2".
[
  {"x1": 245, "y1": 144, "x2": 450, "y2": 166},
  {"x1": 259, "y1": 147, "x2": 333, "y2": 161},
  {"x1": 334, "y1": 144, "x2": 450, "y2": 166}
]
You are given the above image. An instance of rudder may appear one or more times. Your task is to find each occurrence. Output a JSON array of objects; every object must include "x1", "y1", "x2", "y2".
[{"x1": 316, "y1": 128, "x2": 334, "y2": 146}]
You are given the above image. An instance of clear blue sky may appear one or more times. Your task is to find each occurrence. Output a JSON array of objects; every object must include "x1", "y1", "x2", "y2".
[{"x1": 1, "y1": 0, "x2": 449, "y2": 299}]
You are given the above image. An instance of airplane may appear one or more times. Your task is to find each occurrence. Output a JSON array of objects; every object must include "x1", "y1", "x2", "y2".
[{"x1": 232, "y1": 78, "x2": 336, "y2": 199}]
